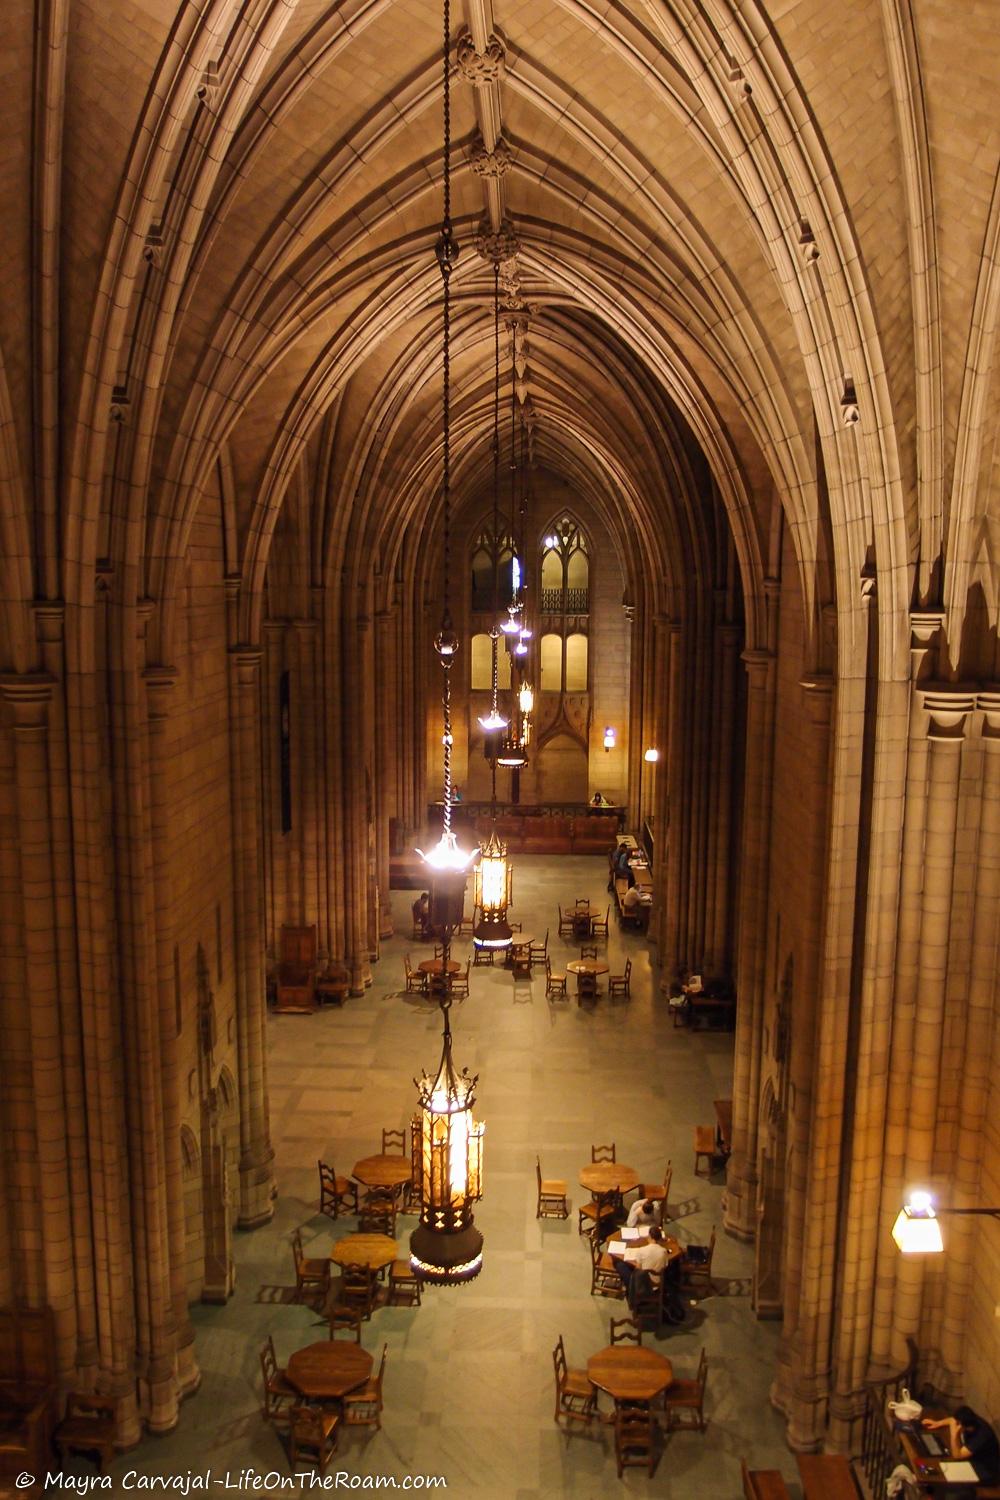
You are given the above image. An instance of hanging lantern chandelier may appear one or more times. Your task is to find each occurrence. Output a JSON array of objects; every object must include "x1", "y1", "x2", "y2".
[
  {"x1": 473, "y1": 261, "x2": 514, "y2": 951},
  {"x1": 410, "y1": 0, "x2": 484, "y2": 1285},
  {"x1": 497, "y1": 333, "x2": 530, "y2": 769}
]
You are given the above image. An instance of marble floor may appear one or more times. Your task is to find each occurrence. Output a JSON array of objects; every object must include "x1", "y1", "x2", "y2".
[{"x1": 92, "y1": 856, "x2": 799, "y2": 1498}]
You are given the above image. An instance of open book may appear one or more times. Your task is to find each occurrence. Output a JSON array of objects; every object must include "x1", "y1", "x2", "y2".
[{"x1": 938, "y1": 1462, "x2": 979, "y2": 1483}]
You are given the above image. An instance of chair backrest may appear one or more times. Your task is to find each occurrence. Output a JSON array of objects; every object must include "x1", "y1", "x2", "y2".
[
  {"x1": 663, "y1": 1160, "x2": 673, "y2": 1195},
  {"x1": 291, "y1": 1228, "x2": 305, "y2": 1270},
  {"x1": 280, "y1": 924, "x2": 317, "y2": 966},
  {"x1": 404, "y1": 953, "x2": 413, "y2": 976},
  {"x1": 535, "y1": 1156, "x2": 543, "y2": 1191},
  {"x1": 705, "y1": 1228, "x2": 717, "y2": 1264},
  {"x1": 343, "y1": 1261, "x2": 373, "y2": 1298},
  {"x1": 375, "y1": 1344, "x2": 389, "y2": 1395},
  {"x1": 545, "y1": 957, "x2": 552, "y2": 977},
  {"x1": 318, "y1": 1159, "x2": 334, "y2": 1193},
  {"x1": 382, "y1": 1127, "x2": 406, "y2": 1154},
  {"x1": 261, "y1": 1335, "x2": 277, "y2": 1382},
  {"x1": 591, "y1": 1143, "x2": 616, "y2": 1163},
  {"x1": 581, "y1": 944, "x2": 597, "y2": 959},
  {"x1": 575, "y1": 897, "x2": 588, "y2": 908},
  {"x1": 552, "y1": 1336, "x2": 567, "y2": 1387},
  {"x1": 696, "y1": 1346, "x2": 708, "y2": 1391},
  {"x1": 624, "y1": 958, "x2": 632, "y2": 979},
  {"x1": 610, "y1": 1316, "x2": 642, "y2": 1345},
  {"x1": 328, "y1": 1312, "x2": 362, "y2": 1341}
]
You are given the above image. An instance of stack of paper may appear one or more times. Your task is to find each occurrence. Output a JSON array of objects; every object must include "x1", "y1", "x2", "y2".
[{"x1": 939, "y1": 1462, "x2": 978, "y2": 1483}]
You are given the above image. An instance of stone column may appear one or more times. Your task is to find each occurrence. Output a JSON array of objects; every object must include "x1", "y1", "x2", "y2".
[
  {"x1": 725, "y1": 646, "x2": 776, "y2": 1238},
  {"x1": 293, "y1": 619, "x2": 321, "y2": 942},
  {"x1": 658, "y1": 622, "x2": 685, "y2": 969},
  {"x1": 374, "y1": 608, "x2": 396, "y2": 938},
  {"x1": 228, "y1": 647, "x2": 275, "y2": 1226},
  {"x1": 705, "y1": 623, "x2": 742, "y2": 972},
  {"x1": 144, "y1": 668, "x2": 199, "y2": 1398},
  {"x1": 2, "y1": 675, "x2": 78, "y2": 1381}
]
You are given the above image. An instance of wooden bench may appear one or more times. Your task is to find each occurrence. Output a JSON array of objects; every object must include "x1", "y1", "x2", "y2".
[
  {"x1": 741, "y1": 1459, "x2": 792, "y2": 1499},
  {"x1": 796, "y1": 1453, "x2": 860, "y2": 1500},
  {"x1": 686, "y1": 995, "x2": 736, "y2": 1031},
  {"x1": 694, "y1": 1126, "x2": 717, "y2": 1175}
]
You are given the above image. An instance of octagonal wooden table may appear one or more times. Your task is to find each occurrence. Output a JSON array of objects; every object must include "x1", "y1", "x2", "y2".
[
  {"x1": 579, "y1": 1162, "x2": 639, "y2": 1199},
  {"x1": 330, "y1": 1232, "x2": 398, "y2": 1273},
  {"x1": 352, "y1": 1155, "x2": 413, "y2": 1192},
  {"x1": 587, "y1": 1345, "x2": 673, "y2": 1404},
  {"x1": 286, "y1": 1341, "x2": 373, "y2": 1401}
]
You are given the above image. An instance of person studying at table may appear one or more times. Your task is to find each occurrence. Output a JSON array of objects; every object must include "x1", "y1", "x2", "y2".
[
  {"x1": 615, "y1": 1225, "x2": 670, "y2": 1302},
  {"x1": 626, "y1": 1197, "x2": 661, "y2": 1229},
  {"x1": 922, "y1": 1408, "x2": 1000, "y2": 1485}
]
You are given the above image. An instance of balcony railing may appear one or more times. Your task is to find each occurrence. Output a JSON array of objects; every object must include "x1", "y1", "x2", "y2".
[{"x1": 541, "y1": 587, "x2": 589, "y2": 614}]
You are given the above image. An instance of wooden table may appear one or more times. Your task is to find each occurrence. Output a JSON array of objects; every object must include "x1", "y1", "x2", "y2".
[
  {"x1": 418, "y1": 958, "x2": 462, "y2": 979},
  {"x1": 714, "y1": 1098, "x2": 733, "y2": 1155},
  {"x1": 605, "y1": 1230, "x2": 683, "y2": 1264},
  {"x1": 567, "y1": 958, "x2": 609, "y2": 998},
  {"x1": 795, "y1": 1453, "x2": 860, "y2": 1500},
  {"x1": 286, "y1": 1342, "x2": 373, "y2": 1401},
  {"x1": 352, "y1": 1155, "x2": 412, "y2": 1191},
  {"x1": 330, "y1": 1232, "x2": 398, "y2": 1272},
  {"x1": 579, "y1": 1162, "x2": 640, "y2": 1199},
  {"x1": 571, "y1": 904, "x2": 598, "y2": 936},
  {"x1": 896, "y1": 1417, "x2": 982, "y2": 1489},
  {"x1": 587, "y1": 1345, "x2": 673, "y2": 1403}
]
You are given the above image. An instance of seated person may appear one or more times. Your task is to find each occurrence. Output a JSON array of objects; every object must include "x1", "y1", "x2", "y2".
[
  {"x1": 622, "y1": 876, "x2": 646, "y2": 911},
  {"x1": 922, "y1": 1408, "x2": 999, "y2": 1483},
  {"x1": 615, "y1": 1224, "x2": 670, "y2": 1298},
  {"x1": 411, "y1": 891, "x2": 431, "y2": 937},
  {"x1": 626, "y1": 1197, "x2": 661, "y2": 1230}
]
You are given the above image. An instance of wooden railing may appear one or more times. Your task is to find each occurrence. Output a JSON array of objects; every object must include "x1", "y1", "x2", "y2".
[{"x1": 858, "y1": 1342, "x2": 919, "y2": 1499}]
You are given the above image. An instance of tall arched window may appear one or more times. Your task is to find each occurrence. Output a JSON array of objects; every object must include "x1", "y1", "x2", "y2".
[
  {"x1": 540, "y1": 633, "x2": 563, "y2": 691},
  {"x1": 471, "y1": 632, "x2": 512, "y2": 691},
  {"x1": 470, "y1": 527, "x2": 518, "y2": 615},
  {"x1": 539, "y1": 519, "x2": 589, "y2": 615},
  {"x1": 565, "y1": 633, "x2": 589, "y2": 691}
]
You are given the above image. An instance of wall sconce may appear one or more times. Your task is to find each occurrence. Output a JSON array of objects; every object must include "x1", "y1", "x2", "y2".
[
  {"x1": 643, "y1": 747, "x2": 659, "y2": 763},
  {"x1": 891, "y1": 1190, "x2": 1000, "y2": 1253},
  {"x1": 603, "y1": 726, "x2": 616, "y2": 753}
]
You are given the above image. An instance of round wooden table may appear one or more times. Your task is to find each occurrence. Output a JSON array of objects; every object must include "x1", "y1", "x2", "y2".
[
  {"x1": 587, "y1": 1345, "x2": 673, "y2": 1403},
  {"x1": 330, "y1": 1232, "x2": 398, "y2": 1272},
  {"x1": 605, "y1": 1231, "x2": 683, "y2": 1263},
  {"x1": 286, "y1": 1342, "x2": 373, "y2": 1401},
  {"x1": 567, "y1": 958, "x2": 609, "y2": 999},
  {"x1": 352, "y1": 1155, "x2": 412, "y2": 1191},
  {"x1": 579, "y1": 1162, "x2": 640, "y2": 1198}
]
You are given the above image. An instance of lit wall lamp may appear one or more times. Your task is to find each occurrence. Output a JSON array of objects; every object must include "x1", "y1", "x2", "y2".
[
  {"x1": 891, "y1": 1191, "x2": 1000, "y2": 1254},
  {"x1": 603, "y1": 726, "x2": 616, "y2": 753},
  {"x1": 643, "y1": 747, "x2": 659, "y2": 763}
]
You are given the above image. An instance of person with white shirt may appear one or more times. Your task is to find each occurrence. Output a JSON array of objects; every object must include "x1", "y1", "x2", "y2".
[
  {"x1": 615, "y1": 1225, "x2": 671, "y2": 1303},
  {"x1": 626, "y1": 1197, "x2": 661, "y2": 1229}
]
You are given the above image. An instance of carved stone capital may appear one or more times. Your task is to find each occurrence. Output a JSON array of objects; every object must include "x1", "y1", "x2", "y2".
[
  {"x1": 979, "y1": 691, "x2": 1000, "y2": 739},
  {"x1": 741, "y1": 647, "x2": 772, "y2": 686},
  {"x1": 922, "y1": 690, "x2": 974, "y2": 741},
  {"x1": 0, "y1": 673, "x2": 56, "y2": 726},
  {"x1": 475, "y1": 215, "x2": 520, "y2": 265},
  {"x1": 469, "y1": 132, "x2": 512, "y2": 179},
  {"x1": 456, "y1": 29, "x2": 506, "y2": 85}
]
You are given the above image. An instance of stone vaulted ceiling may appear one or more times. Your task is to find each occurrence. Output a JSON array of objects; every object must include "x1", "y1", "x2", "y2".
[{"x1": 1, "y1": 0, "x2": 1000, "y2": 679}]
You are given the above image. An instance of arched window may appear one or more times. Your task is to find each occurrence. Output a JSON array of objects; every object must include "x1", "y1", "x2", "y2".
[
  {"x1": 469, "y1": 527, "x2": 518, "y2": 615},
  {"x1": 471, "y1": 633, "x2": 493, "y2": 690},
  {"x1": 540, "y1": 633, "x2": 562, "y2": 691},
  {"x1": 541, "y1": 547, "x2": 562, "y2": 593},
  {"x1": 539, "y1": 519, "x2": 588, "y2": 614},
  {"x1": 471, "y1": 549, "x2": 494, "y2": 613},
  {"x1": 565, "y1": 632, "x2": 589, "y2": 691}
]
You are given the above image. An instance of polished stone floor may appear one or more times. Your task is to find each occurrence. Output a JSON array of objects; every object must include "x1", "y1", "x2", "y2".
[{"x1": 92, "y1": 856, "x2": 799, "y2": 1497}]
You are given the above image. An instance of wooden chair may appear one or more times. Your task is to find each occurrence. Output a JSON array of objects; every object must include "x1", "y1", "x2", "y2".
[
  {"x1": 529, "y1": 930, "x2": 549, "y2": 963},
  {"x1": 574, "y1": 896, "x2": 589, "y2": 909},
  {"x1": 592, "y1": 906, "x2": 610, "y2": 939},
  {"x1": 53, "y1": 1393, "x2": 117, "y2": 1472},
  {"x1": 578, "y1": 1193, "x2": 616, "y2": 1237},
  {"x1": 663, "y1": 1347, "x2": 708, "y2": 1431},
  {"x1": 609, "y1": 1315, "x2": 643, "y2": 1346},
  {"x1": 382, "y1": 1127, "x2": 407, "y2": 1155},
  {"x1": 343, "y1": 1344, "x2": 387, "y2": 1429},
  {"x1": 615, "y1": 1406, "x2": 656, "y2": 1477},
  {"x1": 579, "y1": 943, "x2": 598, "y2": 960},
  {"x1": 388, "y1": 1259, "x2": 422, "y2": 1306},
  {"x1": 741, "y1": 1459, "x2": 792, "y2": 1499},
  {"x1": 340, "y1": 1261, "x2": 377, "y2": 1320},
  {"x1": 557, "y1": 904, "x2": 574, "y2": 937},
  {"x1": 591, "y1": 1143, "x2": 616, "y2": 1163},
  {"x1": 608, "y1": 957, "x2": 632, "y2": 1000},
  {"x1": 292, "y1": 1228, "x2": 330, "y2": 1304},
  {"x1": 694, "y1": 1125, "x2": 717, "y2": 1175},
  {"x1": 451, "y1": 959, "x2": 471, "y2": 998},
  {"x1": 680, "y1": 1229, "x2": 716, "y2": 1296},
  {"x1": 511, "y1": 946, "x2": 532, "y2": 980},
  {"x1": 640, "y1": 1160, "x2": 672, "y2": 1212},
  {"x1": 545, "y1": 957, "x2": 568, "y2": 998},
  {"x1": 552, "y1": 1335, "x2": 597, "y2": 1427},
  {"x1": 577, "y1": 969, "x2": 599, "y2": 1001},
  {"x1": 289, "y1": 1404, "x2": 339, "y2": 1474},
  {"x1": 318, "y1": 1159, "x2": 358, "y2": 1219},
  {"x1": 275, "y1": 924, "x2": 318, "y2": 1013},
  {"x1": 404, "y1": 954, "x2": 427, "y2": 994},
  {"x1": 588, "y1": 1227, "x2": 624, "y2": 1298},
  {"x1": 359, "y1": 1190, "x2": 396, "y2": 1235},
  {"x1": 536, "y1": 1156, "x2": 569, "y2": 1218},
  {"x1": 258, "y1": 1336, "x2": 296, "y2": 1424},
  {"x1": 327, "y1": 1310, "x2": 363, "y2": 1341},
  {"x1": 472, "y1": 944, "x2": 495, "y2": 966}
]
